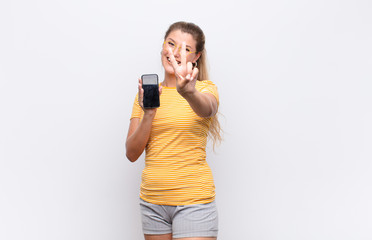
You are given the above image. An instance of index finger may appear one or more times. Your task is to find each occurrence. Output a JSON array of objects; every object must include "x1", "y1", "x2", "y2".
[
  {"x1": 181, "y1": 42, "x2": 187, "y2": 68},
  {"x1": 168, "y1": 46, "x2": 179, "y2": 71}
]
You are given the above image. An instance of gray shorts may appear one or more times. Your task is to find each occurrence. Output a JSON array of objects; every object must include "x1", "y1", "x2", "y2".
[{"x1": 139, "y1": 198, "x2": 218, "y2": 238}]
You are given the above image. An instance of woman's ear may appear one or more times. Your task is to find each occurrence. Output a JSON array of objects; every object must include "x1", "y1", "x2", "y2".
[{"x1": 193, "y1": 52, "x2": 201, "y2": 63}]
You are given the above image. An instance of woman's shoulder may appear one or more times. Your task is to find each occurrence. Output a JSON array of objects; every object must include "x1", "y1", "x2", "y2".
[
  {"x1": 196, "y1": 79, "x2": 217, "y2": 88},
  {"x1": 195, "y1": 80, "x2": 219, "y2": 101}
]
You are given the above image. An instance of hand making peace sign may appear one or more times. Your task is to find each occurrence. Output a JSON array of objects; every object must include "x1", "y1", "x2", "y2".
[{"x1": 167, "y1": 42, "x2": 199, "y2": 95}]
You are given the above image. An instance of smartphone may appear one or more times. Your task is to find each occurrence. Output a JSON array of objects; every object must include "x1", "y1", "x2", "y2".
[{"x1": 141, "y1": 74, "x2": 160, "y2": 108}]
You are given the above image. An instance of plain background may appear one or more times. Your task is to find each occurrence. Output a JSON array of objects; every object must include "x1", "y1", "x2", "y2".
[{"x1": 1, "y1": 0, "x2": 371, "y2": 239}]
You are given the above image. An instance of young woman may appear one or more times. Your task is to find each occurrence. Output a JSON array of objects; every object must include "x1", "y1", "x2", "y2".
[{"x1": 126, "y1": 21, "x2": 221, "y2": 240}]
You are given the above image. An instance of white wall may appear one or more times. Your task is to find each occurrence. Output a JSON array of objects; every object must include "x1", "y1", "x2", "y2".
[{"x1": 1, "y1": 0, "x2": 371, "y2": 239}]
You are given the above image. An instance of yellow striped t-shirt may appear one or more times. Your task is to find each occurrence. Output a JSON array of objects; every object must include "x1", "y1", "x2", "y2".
[{"x1": 130, "y1": 80, "x2": 219, "y2": 206}]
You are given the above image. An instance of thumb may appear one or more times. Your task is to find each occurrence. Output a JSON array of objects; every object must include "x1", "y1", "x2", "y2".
[{"x1": 159, "y1": 85, "x2": 163, "y2": 95}]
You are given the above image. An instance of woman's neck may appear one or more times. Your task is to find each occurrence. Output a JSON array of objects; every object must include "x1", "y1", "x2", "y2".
[{"x1": 162, "y1": 72, "x2": 177, "y2": 87}]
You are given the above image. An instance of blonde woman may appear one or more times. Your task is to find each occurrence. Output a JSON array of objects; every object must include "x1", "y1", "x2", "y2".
[{"x1": 126, "y1": 21, "x2": 221, "y2": 240}]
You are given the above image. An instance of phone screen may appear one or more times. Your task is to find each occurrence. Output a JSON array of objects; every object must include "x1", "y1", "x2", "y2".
[{"x1": 141, "y1": 74, "x2": 160, "y2": 108}]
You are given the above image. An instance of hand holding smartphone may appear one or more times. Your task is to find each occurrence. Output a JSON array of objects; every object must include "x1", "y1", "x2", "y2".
[{"x1": 141, "y1": 74, "x2": 160, "y2": 109}]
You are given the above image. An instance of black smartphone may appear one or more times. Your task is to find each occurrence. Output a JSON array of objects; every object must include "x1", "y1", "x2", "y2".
[{"x1": 141, "y1": 74, "x2": 160, "y2": 108}]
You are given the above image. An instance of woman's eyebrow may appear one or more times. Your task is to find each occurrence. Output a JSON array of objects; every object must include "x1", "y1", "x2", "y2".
[{"x1": 168, "y1": 38, "x2": 193, "y2": 49}]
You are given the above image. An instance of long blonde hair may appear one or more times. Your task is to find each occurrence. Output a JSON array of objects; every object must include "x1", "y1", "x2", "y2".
[{"x1": 164, "y1": 21, "x2": 222, "y2": 146}]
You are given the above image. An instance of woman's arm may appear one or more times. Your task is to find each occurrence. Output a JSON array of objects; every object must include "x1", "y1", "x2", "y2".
[
  {"x1": 125, "y1": 112, "x2": 155, "y2": 162},
  {"x1": 181, "y1": 91, "x2": 218, "y2": 118},
  {"x1": 125, "y1": 79, "x2": 159, "y2": 162}
]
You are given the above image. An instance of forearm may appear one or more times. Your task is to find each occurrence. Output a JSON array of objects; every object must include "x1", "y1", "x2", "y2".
[
  {"x1": 181, "y1": 90, "x2": 218, "y2": 118},
  {"x1": 125, "y1": 113, "x2": 155, "y2": 162}
]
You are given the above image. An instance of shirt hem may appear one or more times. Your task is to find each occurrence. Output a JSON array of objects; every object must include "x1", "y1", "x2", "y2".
[{"x1": 139, "y1": 195, "x2": 216, "y2": 206}]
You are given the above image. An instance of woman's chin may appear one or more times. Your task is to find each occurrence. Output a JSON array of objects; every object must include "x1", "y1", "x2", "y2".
[{"x1": 162, "y1": 64, "x2": 175, "y2": 75}]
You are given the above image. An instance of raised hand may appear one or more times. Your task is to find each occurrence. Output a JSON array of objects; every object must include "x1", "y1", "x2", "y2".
[{"x1": 168, "y1": 42, "x2": 199, "y2": 96}]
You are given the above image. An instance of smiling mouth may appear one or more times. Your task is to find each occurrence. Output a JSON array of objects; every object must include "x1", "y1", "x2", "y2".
[{"x1": 167, "y1": 57, "x2": 181, "y2": 65}]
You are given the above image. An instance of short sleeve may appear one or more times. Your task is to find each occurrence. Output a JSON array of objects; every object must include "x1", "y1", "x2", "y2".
[
  {"x1": 196, "y1": 80, "x2": 219, "y2": 105},
  {"x1": 130, "y1": 93, "x2": 144, "y2": 120}
]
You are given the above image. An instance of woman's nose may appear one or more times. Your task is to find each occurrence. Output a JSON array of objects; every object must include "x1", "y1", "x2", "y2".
[{"x1": 173, "y1": 47, "x2": 181, "y2": 57}]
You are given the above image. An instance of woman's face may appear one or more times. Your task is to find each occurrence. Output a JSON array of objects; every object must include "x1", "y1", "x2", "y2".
[{"x1": 161, "y1": 29, "x2": 200, "y2": 75}]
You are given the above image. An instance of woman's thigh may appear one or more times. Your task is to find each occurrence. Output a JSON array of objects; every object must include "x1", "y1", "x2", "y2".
[
  {"x1": 144, "y1": 233, "x2": 172, "y2": 240},
  {"x1": 173, "y1": 238, "x2": 216, "y2": 240}
]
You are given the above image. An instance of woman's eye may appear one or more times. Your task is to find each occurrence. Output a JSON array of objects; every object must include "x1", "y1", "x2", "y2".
[
  {"x1": 168, "y1": 42, "x2": 175, "y2": 47},
  {"x1": 186, "y1": 48, "x2": 191, "y2": 52}
]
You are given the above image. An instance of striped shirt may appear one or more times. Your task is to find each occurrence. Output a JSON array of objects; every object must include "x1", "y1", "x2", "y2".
[{"x1": 130, "y1": 80, "x2": 219, "y2": 206}]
